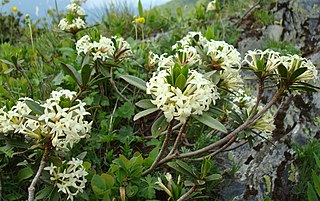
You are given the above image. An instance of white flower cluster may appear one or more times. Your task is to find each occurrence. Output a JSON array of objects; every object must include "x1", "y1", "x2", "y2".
[
  {"x1": 280, "y1": 54, "x2": 318, "y2": 82},
  {"x1": 76, "y1": 35, "x2": 132, "y2": 61},
  {"x1": 147, "y1": 69, "x2": 219, "y2": 123},
  {"x1": 243, "y1": 49, "x2": 318, "y2": 82},
  {"x1": 204, "y1": 40, "x2": 241, "y2": 69},
  {"x1": 230, "y1": 89, "x2": 275, "y2": 136},
  {"x1": 172, "y1": 32, "x2": 209, "y2": 50},
  {"x1": 0, "y1": 98, "x2": 33, "y2": 134},
  {"x1": 170, "y1": 32, "x2": 243, "y2": 91},
  {"x1": 0, "y1": 90, "x2": 92, "y2": 150},
  {"x1": 243, "y1": 49, "x2": 281, "y2": 73},
  {"x1": 44, "y1": 158, "x2": 88, "y2": 201},
  {"x1": 58, "y1": 3, "x2": 86, "y2": 32}
]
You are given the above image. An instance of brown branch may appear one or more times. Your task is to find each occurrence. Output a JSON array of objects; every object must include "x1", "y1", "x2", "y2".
[
  {"x1": 191, "y1": 135, "x2": 237, "y2": 161},
  {"x1": 157, "y1": 86, "x2": 285, "y2": 166},
  {"x1": 177, "y1": 184, "x2": 197, "y2": 201},
  {"x1": 28, "y1": 145, "x2": 49, "y2": 201},
  {"x1": 235, "y1": 1, "x2": 261, "y2": 27},
  {"x1": 142, "y1": 121, "x2": 174, "y2": 176},
  {"x1": 109, "y1": 67, "x2": 129, "y2": 102},
  {"x1": 167, "y1": 118, "x2": 189, "y2": 156},
  {"x1": 4, "y1": 83, "x2": 17, "y2": 102},
  {"x1": 20, "y1": 68, "x2": 34, "y2": 98}
]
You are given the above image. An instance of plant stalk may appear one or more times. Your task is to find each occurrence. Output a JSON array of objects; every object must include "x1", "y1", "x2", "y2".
[{"x1": 28, "y1": 145, "x2": 49, "y2": 201}]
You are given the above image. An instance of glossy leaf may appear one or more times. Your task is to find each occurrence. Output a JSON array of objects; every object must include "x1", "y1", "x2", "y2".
[
  {"x1": 81, "y1": 64, "x2": 92, "y2": 87},
  {"x1": 25, "y1": 100, "x2": 44, "y2": 115},
  {"x1": 62, "y1": 63, "x2": 82, "y2": 87},
  {"x1": 133, "y1": 108, "x2": 159, "y2": 121},
  {"x1": 151, "y1": 115, "x2": 168, "y2": 138},
  {"x1": 192, "y1": 112, "x2": 227, "y2": 133},
  {"x1": 135, "y1": 99, "x2": 156, "y2": 109},
  {"x1": 121, "y1": 74, "x2": 147, "y2": 91},
  {"x1": 277, "y1": 65, "x2": 288, "y2": 79},
  {"x1": 91, "y1": 175, "x2": 107, "y2": 195},
  {"x1": 290, "y1": 67, "x2": 307, "y2": 81},
  {"x1": 175, "y1": 74, "x2": 187, "y2": 91}
]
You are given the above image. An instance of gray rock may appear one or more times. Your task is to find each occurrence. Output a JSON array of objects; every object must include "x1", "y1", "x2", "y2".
[{"x1": 265, "y1": 25, "x2": 284, "y2": 41}]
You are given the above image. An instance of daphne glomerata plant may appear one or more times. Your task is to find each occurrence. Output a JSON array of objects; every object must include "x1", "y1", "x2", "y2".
[
  {"x1": 58, "y1": 2, "x2": 87, "y2": 33},
  {"x1": 76, "y1": 34, "x2": 132, "y2": 62},
  {"x1": 44, "y1": 158, "x2": 88, "y2": 201},
  {"x1": 0, "y1": 89, "x2": 92, "y2": 150}
]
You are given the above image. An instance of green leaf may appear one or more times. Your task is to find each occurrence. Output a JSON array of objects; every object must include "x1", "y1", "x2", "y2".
[
  {"x1": 314, "y1": 153, "x2": 320, "y2": 168},
  {"x1": 290, "y1": 67, "x2": 307, "y2": 81},
  {"x1": 120, "y1": 75, "x2": 147, "y2": 91},
  {"x1": 35, "y1": 186, "x2": 54, "y2": 200},
  {"x1": 175, "y1": 74, "x2": 187, "y2": 91},
  {"x1": 172, "y1": 64, "x2": 181, "y2": 82},
  {"x1": 151, "y1": 115, "x2": 168, "y2": 138},
  {"x1": 181, "y1": 65, "x2": 189, "y2": 79},
  {"x1": 176, "y1": 160, "x2": 198, "y2": 178},
  {"x1": 312, "y1": 170, "x2": 320, "y2": 197},
  {"x1": 277, "y1": 65, "x2": 288, "y2": 79},
  {"x1": 138, "y1": 0, "x2": 143, "y2": 17},
  {"x1": 133, "y1": 108, "x2": 159, "y2": 121},
  {"x1": 308, "y1": 182, "x2": 319, "y2": 201},
  {"x1": 61, "y1": 63, "x2": 82, "y2": 87},
  {"x1": 101, "y1": 173, "x2": 115, "y2": 189},
  {"x1": 205, "y1": 174, "x2": 222, "y2": 181},
  {"x1": 25, "y1": 100, "x2": 44, "y2": 115},
  {"x1": 117, "y1": 102, "x2": 135, "y2": 119},
  {"x1": 17, "y1": 167, "x2": 33, "y2": 182},
  {"x1": 81, "y1": 64, "x2": 92, "y2": 87},
  {"x1": 167, "y1": 161, "x2": 197, "y2": 179},
  {"x1": 91, "y1": 175, "x2": 107, "y2": 195},
  {"x1": 192, "y1": 112, "x2": 227, "y2": 133},
  {"x1": 135, "y1": 99, "x2": 156, "y2": 109}
]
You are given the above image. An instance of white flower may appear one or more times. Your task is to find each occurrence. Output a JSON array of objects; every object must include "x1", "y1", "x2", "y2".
[
  {"x1": 76, "y1": 35, "x2": 92, "y2": 55},
  {"x1": 206, "y1": 1, "x2": 217, "y2": 12},
  {"x1": 45, "y1": 158, "x2": 88, "y2": 201},
  {"x1": 90, "y1": 36, "x2": 115, "y2": 61},
  {"x1": 58, "y1": 17, "x2": 86, "y2": 31},
  {"x1": 279, "y1": 54, "x2": 318, "y2": 82},
  {"x1": 66, "y1": 3, "x2": 85, "y2": 15},
  {"x1": 147, "y1": 69, "x2": 219, "y2": 123},
  {"x1": 243, "y1": 49, "x2": 281, "y2": 73},
  {"x1": 112, "y1": 36, "x2": 132, "y2": 59},
  {"x1": 204, "y1": 40, "x2": 241, "y2": 69},
  {"x1": 219, "y1": 68, "x2": 243, "y2": 91},
  {"x1": 172, "y1": 32, "x2": 208, "y2": 50},
  {"x1": 176, "y1": 46, "x2": 201, "y2": 66}
]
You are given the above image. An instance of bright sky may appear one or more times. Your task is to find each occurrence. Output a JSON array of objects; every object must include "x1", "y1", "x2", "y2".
[{"x1": 1, "y1": 0, "x2": 171, "y2": 22}]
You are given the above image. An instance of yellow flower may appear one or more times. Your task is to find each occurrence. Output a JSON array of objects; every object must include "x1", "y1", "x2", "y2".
[
  {"x1": 11, "y1": 6, "x2": 18, "y2": 12},
  {"x1": 135, "y1": 17, "x2": 145, "y2": 24}
]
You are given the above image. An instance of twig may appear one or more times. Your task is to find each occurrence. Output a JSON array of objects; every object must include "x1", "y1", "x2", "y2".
[
  {"x1": 235, "y1": 1, "x2": 261, "y2": 27},
  {"x1": 142, "y1": 121, "x2": 174, "y2": 176},
  {"x1": 177, "y1": 184, "x2": 197, "y2": 201},
  {"x1": 4, "y1": 83, "x2": 17, "y2": 102},
  {"x1": 157, "y1": 86, "x2": 285, "y2": 166},
  {"x1": 20, "y1": 68, "x2": 34, "y2": 98},
  {"x1": 190, "y1": 135, "x2": 237, "y2": 161},
  {"x1": 167, "y1": 118, "x2": 189, "y2": 156},
  {"x1": 28, "y1": 145, "x2": 49, "y2": 201},
  {"x1": 109, "y1": 67, "x2": 129, "y2": 102}
]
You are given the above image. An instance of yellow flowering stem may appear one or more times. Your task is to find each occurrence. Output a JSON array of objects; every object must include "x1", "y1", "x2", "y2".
[
  {"x1": 142, "y1": 120, "x2": 174, "y2": 176},
  {"x1": 28, "y1": 145, "x2": 49, "y2": 201}
]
